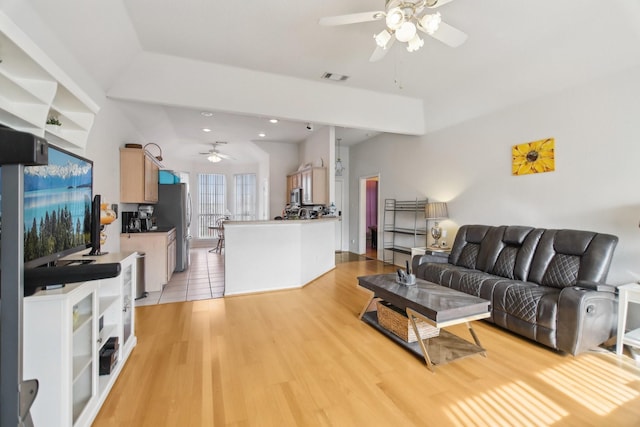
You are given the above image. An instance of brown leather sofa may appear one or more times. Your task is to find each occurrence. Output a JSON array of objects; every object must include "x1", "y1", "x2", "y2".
[{"x1": 412, "y1": 225, "x2": 619, "y2": 355}]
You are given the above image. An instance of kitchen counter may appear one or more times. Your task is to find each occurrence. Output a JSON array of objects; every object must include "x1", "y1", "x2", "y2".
[
  {"x1": 120, "y1": 228, "x2": 177, "y2": 292},
  {"x1": 224, "y1": 219, "x2": 336, "y2": 296},
  {"x1": 225, "y1": 217, "x2": 339, "y2": 225},
  {"x1": 123, "y1": 226, "x2": 175, "y2": 234}
]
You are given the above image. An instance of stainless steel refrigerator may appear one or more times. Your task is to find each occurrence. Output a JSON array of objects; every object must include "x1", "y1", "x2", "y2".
[{"x1": 155, "y1": 183, "x2": 192, "y2": 271}]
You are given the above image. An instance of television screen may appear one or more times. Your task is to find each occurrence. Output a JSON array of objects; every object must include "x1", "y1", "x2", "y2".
[{"x1": 0, "y1": 144, "x2": 93, "y2": 268}]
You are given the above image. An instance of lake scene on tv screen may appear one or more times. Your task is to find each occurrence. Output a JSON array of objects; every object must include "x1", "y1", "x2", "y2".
[{"x1": 21, "y1": 147, "x2": 93, "y2": 263}]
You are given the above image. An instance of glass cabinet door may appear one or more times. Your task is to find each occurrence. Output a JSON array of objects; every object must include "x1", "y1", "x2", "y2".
[{"x1": 71, "y1": 291, "x2": 96, "y2": 423}]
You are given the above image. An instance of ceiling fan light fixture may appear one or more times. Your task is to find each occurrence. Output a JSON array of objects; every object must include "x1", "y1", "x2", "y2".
[
  {"x1": 406, "y1": 34, "x2": 424, "y2": 52},
  {"x1": 385, "y1": 8, "x2": 404, "y2": 30},
  {"x1": 395, "y1": 21, "x2": 416, "y2": 43},
  {"x1": 374, "y1": 29, "x2": 392, "y2": 48},
  {"x1": 419, "y1": 12, "x2": 442, "y2": 35},
  {"x1": 207, "y1": 154, "x2": 222, "y2": 163}
]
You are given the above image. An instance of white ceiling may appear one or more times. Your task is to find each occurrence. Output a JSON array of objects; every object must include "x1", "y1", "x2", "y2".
[{"x1": 22, "y1": 0, "x2": 640, "y2": 163}]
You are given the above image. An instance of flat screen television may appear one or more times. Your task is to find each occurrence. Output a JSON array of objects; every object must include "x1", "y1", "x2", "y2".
[{"x1": 0, "y1": 144, "x2": 94, "y2": 268}]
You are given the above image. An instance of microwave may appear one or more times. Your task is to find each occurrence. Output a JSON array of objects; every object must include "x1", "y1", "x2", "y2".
[{"x1": 290, "y1": 188, "x2": 302, "y2": 205}]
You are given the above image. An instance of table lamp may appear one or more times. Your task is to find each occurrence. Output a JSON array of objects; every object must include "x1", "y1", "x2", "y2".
[
  {"x1": 425, "y1": 202, "x2": 448, "y2": 248},
  {"x1": 100, "y1": 203, "x2": 117, "y2": 245}
]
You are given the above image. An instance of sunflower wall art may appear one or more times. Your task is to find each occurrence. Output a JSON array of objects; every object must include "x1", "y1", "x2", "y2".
[{"x1": 512, "y1": 138, "x2": 555, "y2": 176}]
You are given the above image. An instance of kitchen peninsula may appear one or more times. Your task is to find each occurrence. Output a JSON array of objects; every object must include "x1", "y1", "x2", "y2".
[{"x1": 224, "y1": 218, "x2": 337, "y2": 295}]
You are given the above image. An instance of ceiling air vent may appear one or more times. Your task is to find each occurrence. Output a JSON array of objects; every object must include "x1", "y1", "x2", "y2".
[{"x1": 321, "y1": 72, "x2": 349, "y2": 82}]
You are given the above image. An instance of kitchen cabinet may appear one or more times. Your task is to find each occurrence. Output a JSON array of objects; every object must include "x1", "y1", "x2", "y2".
[
  {"x1": 23, "y1": 252, "x2": 137, "y2": 427},
  {"x1": 301, "y1": 167, "x2": 326, "y2": 205},
  {"x1": 167, "y1": 230, "x2": 177, "y2": 281},
  {"x1": 0, "y1": 13, "x2": 98, "y2": 150},
  {"x1": 120, "y1": 228, "x2": 176, "y2": 292},
  {"x1": 286, "y1": 167, "x2": 326, "y2": 205},
  {"x1": 120, "y1": 147, "x2": 159, "y2": 204}
]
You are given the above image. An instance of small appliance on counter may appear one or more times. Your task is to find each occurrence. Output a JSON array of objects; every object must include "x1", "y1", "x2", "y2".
[
  {"x1": 138, "y1": 205, "x2": 155, "y2": 231},
  {"x1": 122, "y1": 211, "x2": 141, "y2": 233}
]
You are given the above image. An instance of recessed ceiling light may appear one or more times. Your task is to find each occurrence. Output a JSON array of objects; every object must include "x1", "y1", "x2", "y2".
[
  {"x1": 269, "y1": 119, "x2": 279, "y2": 124},
  {"x1": 202, "y1": 128, "x2": 212, "y2": 132},
  {"x1": 258, "y1": 133, "x2": 266, "y2": 137},
  {"x1": 201, "y1": 111, "x2": 213, "y2": 117}
]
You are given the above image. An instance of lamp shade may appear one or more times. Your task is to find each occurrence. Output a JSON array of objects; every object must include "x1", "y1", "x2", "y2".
[{"x1": 425, "y1": 202, "x2": 448, "y2": 220}]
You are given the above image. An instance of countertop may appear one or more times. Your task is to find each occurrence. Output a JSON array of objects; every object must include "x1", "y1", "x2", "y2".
[
  {"x1": 121, "y1": 226, "x2": 176, "y2": 235},
  {"x1": 225, "y1": 217, "x2": 339, "y2": 225}
]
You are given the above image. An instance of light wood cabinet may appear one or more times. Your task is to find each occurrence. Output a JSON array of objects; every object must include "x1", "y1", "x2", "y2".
[
  {"x1": 286, "y1": 167, "x2": 326, "y2": 205},
  {"x1": 120, "y1": 148, "x2": 159, "y2": 204},
  {"x1": 301, "y1": 167, "x2": 326, "y2": 205},
  {"x1": 167, "y1": 231, "x2": 177, "y2": 281},
  {"x1": 120, "y1": 228, "x2": 176, "y2": 292},
  {"x1": 286, "y1": 175, "x2": 295, "y2": 198},
  {"x1": 0, "y1": 15, "x2": 98, "y2": 150},
  {"x1": 23, "y1": 252, "x2": 137, "y2": 427}
]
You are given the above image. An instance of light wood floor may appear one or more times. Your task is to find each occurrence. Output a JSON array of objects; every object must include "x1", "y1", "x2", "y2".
[{"x1": 93, "y1": 257, "x2": 640, "y2": 426}]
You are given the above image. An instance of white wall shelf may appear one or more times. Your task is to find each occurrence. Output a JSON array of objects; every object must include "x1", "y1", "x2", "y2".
[{"x1": 0, "y1": 12, "x2": 98, "y2": 150}]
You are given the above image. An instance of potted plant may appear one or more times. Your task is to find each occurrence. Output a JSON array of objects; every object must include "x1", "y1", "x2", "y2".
[{"x1": 46, "y1": 117, "x2": 62, "y2": 125}]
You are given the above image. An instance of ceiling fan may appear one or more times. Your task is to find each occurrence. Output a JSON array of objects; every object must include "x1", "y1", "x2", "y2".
[
  {"x1": 319, "y1": 0, "x2": 467, "y2": 62},
  {"x1": 199, "y1": 142, "x2": 233, "y2": 163}
]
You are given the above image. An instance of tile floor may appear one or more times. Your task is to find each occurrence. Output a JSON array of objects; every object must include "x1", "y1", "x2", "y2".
[
  {"x1": 135, "y1": 245, "x2": 377, "y2": 307},
  {"x1": 135, "y1": 247, "x2": 225, "y2": 306}
]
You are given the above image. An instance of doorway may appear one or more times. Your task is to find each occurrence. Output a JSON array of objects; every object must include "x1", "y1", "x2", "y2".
[{"x1": 359, "y1": 174, "x2": 379, "y2": 258}]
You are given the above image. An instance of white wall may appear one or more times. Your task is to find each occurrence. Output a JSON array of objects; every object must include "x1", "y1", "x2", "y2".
[
  {"x1": 299, "y1": 126, "x2": 331, "y2": 169},
  {"x1": 350, "y1": 63, "x2": 640, "y2": 287},
  {"x1": 336, "y1": 142, "x2": 350, "y2": 251},
  {"x1": 258, "y1": 141, "x2": 300, "y2": 218},
  {"x1": 83, "y1": 101, "x2": 145, "y2": 253}
]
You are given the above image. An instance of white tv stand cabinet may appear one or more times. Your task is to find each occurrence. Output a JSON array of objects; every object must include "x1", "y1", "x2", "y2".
[{"x1": 23, "y1": 251, "x2": 138, "y2": 427}]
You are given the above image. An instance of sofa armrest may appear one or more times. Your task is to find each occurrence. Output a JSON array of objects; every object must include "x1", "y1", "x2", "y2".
[
  {"x1": 575, "y1": 280, "x2": 617, "y2": 294},
  {"x1": 411, "y1": 253, "x2": 449, "y2": 274},
  {"x1": 557, "y1": 286, "x2": 618, "y2": 355}
]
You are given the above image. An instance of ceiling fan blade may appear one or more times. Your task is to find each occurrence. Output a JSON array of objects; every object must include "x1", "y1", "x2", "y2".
[
  {"x1": 319, "y1": 11, "x2": 383, "y2": 26},
  {"x1": 217, "y1": 152, "x2": 234, "y2": 160},
  {"x1": 425, "y1": 0, "x2": 455, "y2": 8},
  {"x1": 426, "y1": 21, "x2": 467, "y2": 47},
  {"x1": 369, "y1": 38, "x2": 395, "y2": 62}
]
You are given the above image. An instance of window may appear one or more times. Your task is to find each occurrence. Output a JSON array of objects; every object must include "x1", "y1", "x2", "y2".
[
  {"x1": 234, "y1": 173, "x2": 256, "y2": 221},
  {"x1": 198, "y1": 173, "x2": 226, "y2": 238}
]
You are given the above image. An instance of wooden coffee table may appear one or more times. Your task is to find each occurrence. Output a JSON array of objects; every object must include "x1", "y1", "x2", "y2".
[{"x1": 358, "y1": 274, "x2": 491, "y2": 371}]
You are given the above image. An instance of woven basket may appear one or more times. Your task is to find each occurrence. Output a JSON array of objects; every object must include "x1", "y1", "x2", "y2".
[{"x1": 376, "y1": 301, "x2": 440, "y2": 343}]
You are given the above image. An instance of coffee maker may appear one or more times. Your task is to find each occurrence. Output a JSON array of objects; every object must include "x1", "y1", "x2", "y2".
[
  {"x1": 138, "y1": 205, "x2": 154, "y2": 231},
  {"x1": 121, "y1": 211, "x2": 140, "y2": 233}
]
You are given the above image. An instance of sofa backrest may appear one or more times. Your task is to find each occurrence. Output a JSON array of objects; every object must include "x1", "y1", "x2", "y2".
[
  {"x1": 527, "y1": 229, "x2": 618, "y2": 287},
  {"x1": 448, "y1": 225, "x2": 492, "y2": 270},
  {"x1": 485, "y1": 226, "x2": 544, "y2": 281},
  {"x1": 448, "y1": 225, "x2": 617, "y2": 286}
]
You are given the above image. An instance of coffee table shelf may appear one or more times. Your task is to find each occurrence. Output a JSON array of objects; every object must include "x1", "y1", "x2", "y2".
[{"x1": 362, "y1": 310, "x2": 486, "y2": 365}]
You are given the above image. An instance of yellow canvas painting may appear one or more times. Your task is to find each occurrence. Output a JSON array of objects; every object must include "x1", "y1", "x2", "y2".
[{"x1": 512, "y1": 138, "x2": 555, "y2": 176}]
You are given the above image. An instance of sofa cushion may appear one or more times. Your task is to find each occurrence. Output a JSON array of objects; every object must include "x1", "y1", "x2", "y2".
[
  {"x1": 493, "y1": 281, "x2": 560, "y2": 347},
  {"x1": 492, "y1": 245, "x2": 519, "y2": 279},
  {"x1": 415, "y1": 262, "x2": 471, "y2": 285},
  {"x1": 528, "y1": 229, "x2": 619, "y2": 287},
  {"x1": 448, "y1": 225, "x2": 491, "y2": 269},
  {"x1": 487, "y1": 227, "x2": 543, "y2": 281},
  {"x1": 540, "y1": 253, "x2": 580, "y2": 288}
]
